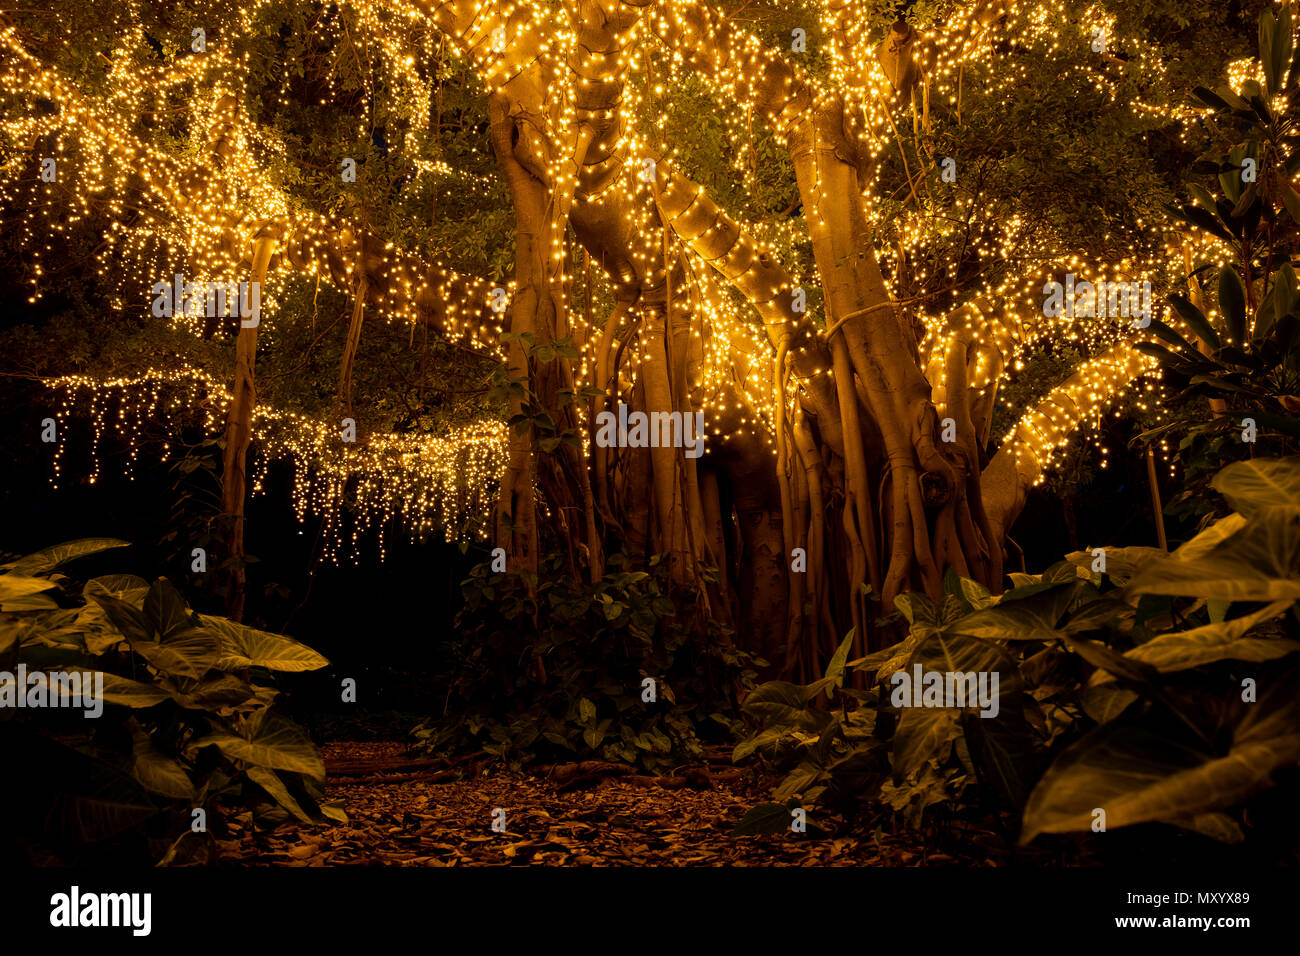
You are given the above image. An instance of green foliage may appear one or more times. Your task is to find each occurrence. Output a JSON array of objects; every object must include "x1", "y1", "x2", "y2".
[
  {"x1": 1145, "y1": 8, "x2": 1300, "y2": 524},
  {"x1": 414, "y1": 554, "x2": 764, "y2": 771},
  {"x1": 0, "y1": 538, "x2": 336, "y2": 865},
  {"x1": 734, "y1": 458, "x2": 1300, "y2": 848}
]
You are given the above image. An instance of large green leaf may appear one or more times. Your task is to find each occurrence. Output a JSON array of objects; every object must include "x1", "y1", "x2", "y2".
[
  {"x1": 729, "y1": 802, "x2": 795, "y2": 836},
  {"x1": 1218, "y1": 265, "x2": 1247, "y2": 344},
  {"x1": 733, "y1": 725, "x2": 797, "y2": 762},
  {"x1": 854, "y1": 628, "x2": 924, "y2": 680},
  {"x1": 1128, "y1": 507, "x2": 1300, "y2": 602},
  {"x1": 88, "y1": 591, "x2": 152, "y2": 643},
  {"x1": 93, "y1": 590, "x2": 220, "y2": 678},
  {"x1": 1168, "y1": 293, "x2": 1221, "y2": 350},
  {"x1": 1173, "y1": 513, "x2": 1247, "y2": 561},
  {"x1": 143, "y1": 578, "x2": 196, "y2": 640},
  {"x1": 128, "y1": 627, "x2": 221, "y2": 681},
  {"x1": 911, "y1": 630, "x2": 1019, "y2": 681},
  {"x1": 84, "y1": 574, "x2": 149, "y2": 606},
  {"x1": 161, "y1": 673, "x2": 257, "y2": 711},
  {"x1": 1062, "y1": 593, "x2": 1135, "y2": 635},
  {"x1": 199, "y1": 614, "x2": 329, "y2": 672},
  {"x1": 1066, "y1": 546, "x2": 1165, "y2": 585},
  {"x1": 0, "y1": 575, "x2": 58, "y2": 602},
  {"x1": 944, "y1": 603, "x2": 1063, "y2": 642},
  {"x1": 130, "y1": 723, "x2": 196, "y2": 799},
  {"x1": 68, "y1": 604, "x2": 128, "y2": 655},
  {"x1": 6, "y1": 538, "x2": 130, "y2": 576},
  {"x1": 741, "y1": 680, "x2": 833, "y2": 732},
  {"x1": 0, "y1": 591, "x2": 60, "y2": 612},
  {"x1": 193, "y1": 711, "x2": 325, "y2": 780},
  {"x1": 1210, "y1": 458, "x2": 1300, "y2": 516},
  {"x1": 892, "y1": 707, "x2": 960, "y2": 781},
  {"x1": 81, "y1": 671, "x2": 172, "y2": 708},
  {"x1": 1023, "y1": 672, "x2": 1300, "y2": 842},
  {"x1": 1107, "y1": 600, "x2": 1298, "y2": 675},
  {"x1": 246, "y1": 766, "x2": 316, "y2": 825}
]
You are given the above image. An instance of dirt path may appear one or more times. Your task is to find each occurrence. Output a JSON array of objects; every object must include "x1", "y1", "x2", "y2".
[{"x1": 213, "y1": 743, "x2": 1002, "y2": 866}]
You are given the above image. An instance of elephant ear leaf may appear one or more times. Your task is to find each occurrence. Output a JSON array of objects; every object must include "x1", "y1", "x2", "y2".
[
  {"x1": 1021, "y1": 710, "x2": 1298, "y2": 844},
  {"x1": 4, "y1": 538, "x2": 130, "y2": 576},
  {"x1": 193, "y1": 711, "x2": 325, "y2": 781},
  {"x1": 199, "y1": 614, "x2": 329, "y2": 672},
  {"x1": 1210, "y1": 458, "x2": 1300, "y2": 516},
  {"x1": 130, "y1": 722, "x2": 196, "y2": 799}
]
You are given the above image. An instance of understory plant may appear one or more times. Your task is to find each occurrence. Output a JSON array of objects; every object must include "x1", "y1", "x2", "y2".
[
  {"x1": 0, "y1": 538, "x2": 338, "y2": 865},
  {"x1": 415, "y1": 552, "x2": 763, "y2": 771},
  {"x1": 733, "y1": 457, "x2": 1300, "y2": 850},
  {"x1": 1141, "y1": 7, "x2": 1300, "y2": 526}
]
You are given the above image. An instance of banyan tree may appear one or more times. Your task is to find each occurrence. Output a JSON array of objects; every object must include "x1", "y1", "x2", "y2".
[{"x1": 7, "y1": 0, "x2": 1248, "y2": 676}]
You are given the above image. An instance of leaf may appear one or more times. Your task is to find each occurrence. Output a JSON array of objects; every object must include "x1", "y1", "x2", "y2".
[
  {"x1": 1173, "y1": 813, "x2": 1244, "y2": 844},
  {"x1": 144, "y1": 578, "x2": 193, "y2": 639},
  {"x1": 1174, "y1": 513, "x2": 1247, "y2": 560},
  {"x1": 246, "y1": 766, "x2": 316, "y2": 825},
  {"x1": 1168, "y1": 293, "x2": 1221, "y2": 350},
  {"x1": 0, "y1": 593, "x2": 60, "y2": 613},
  {"x1": 773, "y1": 761, "x2": 826, "y2": 803},
  {"x1": 1146, "y1": 319, "x2": 1202, "y2": 359},
  {"x1": 85, "y1": 574, "x2": 149, "y2": 606},
  {"x1": 1062, "y1": 593, "x2": 1135, "y2": 635},
  {"x1": 130, "y1": 723, "x2": 195, "y2": 799},
  {"x1": 944, "y1": 603, "x2": 1063, "y2": 643},
  {"x1": 89, "y1": 590, "x2": 153, "y2": 644},
  {"x1": 1127, "y1": 508, "x2": 1300, "y2": 602},
  {"x1": 823, "y1": 630, "x2": 854, "y2": 692},
  {"x1": 1022, "y1": 671, "x2": 1300, "y2": 842},
  {"x1": 192, "y1": 712, "x2": 325, "y2": 780},
  {"x1": 729, "y1": 803, "x2": 794, "y2": 836},
  {"x1": 1210, "y1": 458, "x2": 1300, "y2": 516},
  {"x1": 1061, "y1": 634, "x2": 1161, "y2": 687},
  {"x1": 1191, "y1": 86, "x2": 1232, "y2": 111},
  {"x1": 127, "y1": 626, "x2": 221, "y2": 681},
  {"x1": 741, "y1": 680, "x2": 833, "y2": 732},
  {"x1": 1079, "y1": 684, "x2": 1138, "y2": 724},
  {"x1": 910, "y1": 631, "x2": 1019, "y2": 689},
  {"x1": 163, "y1": 673, "x2": 257, "y2": 710},
  {"x1": 199, "y1": 615, "x2": 329, "y2": 672},
  {"x1": 1218, "y1": 266, "x2": 1247, "y2": 344},
  {"x1": 1169, "y1": 204, "x2": 1236, "y2": 246},
  {"x1": 892, "y1": 707, "x2": 960, "y2": 781},
  {"x1": 157, "y1": 830, "x2": 215, "y2": 867},
  {"x1": 1110, "y1": 600, "x2": 1297, "y2": 675},
  {"x1": 5, "y1": 538, "x2": 130, "y2": 576},
  {"x1": 70, "y1": 670, "x2": 170, "y2": 708},
  {"x1": 894, "y1": 592, "x2": 934, "y2": 625},
  {"x1": 963, "y1": 711, "x2": 1041, "y2": 811},
  {"x1": 1262, "y1": 9, "x2": 1284, "y2": 96},
  {"x1": 0, "y1": 575, "x2": 58, "y2": 602}
]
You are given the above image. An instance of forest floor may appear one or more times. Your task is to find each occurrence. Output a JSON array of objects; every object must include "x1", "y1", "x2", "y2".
[{"x1": 214, "y1": 742, "x2": 1017, "y2": 866}]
